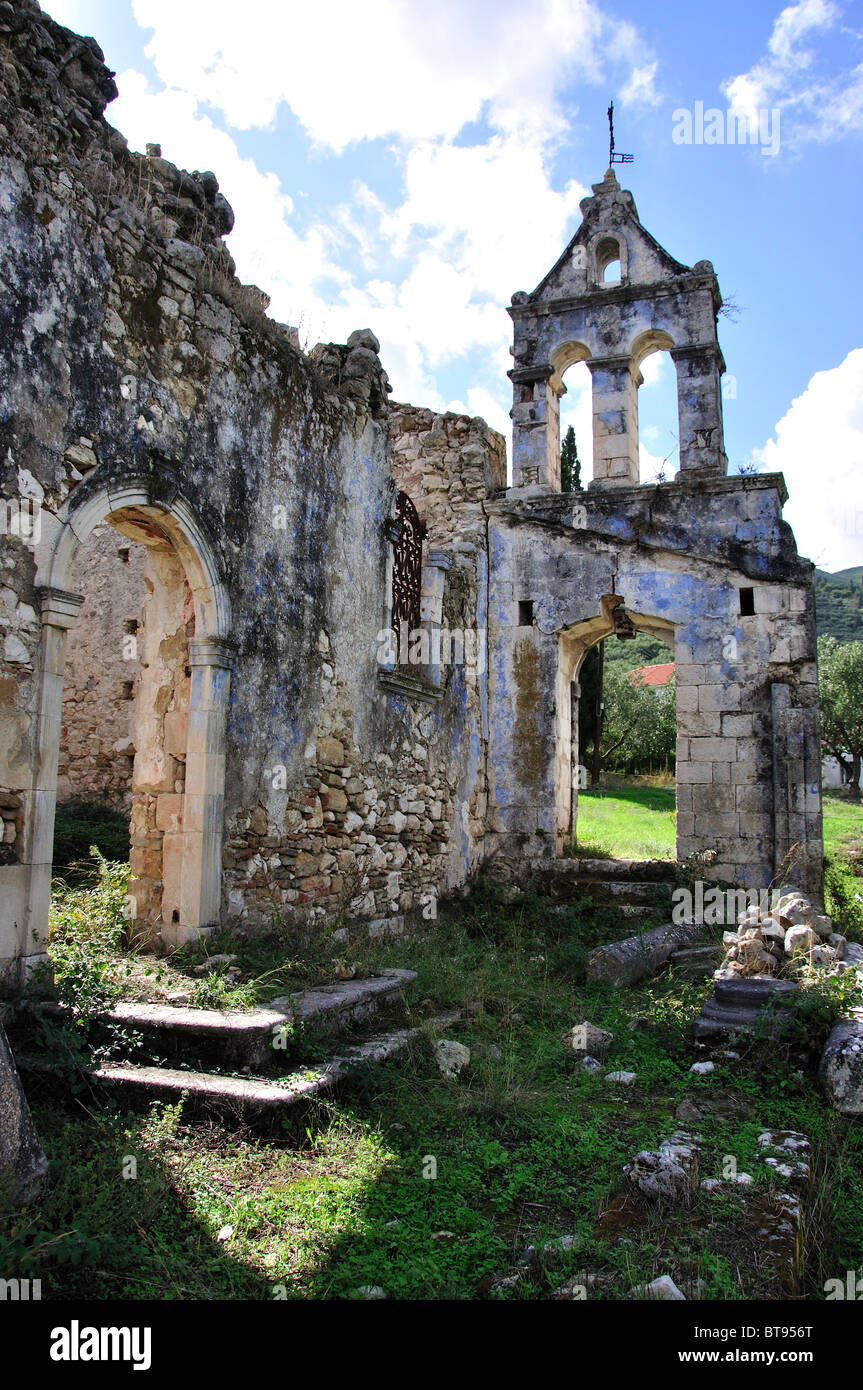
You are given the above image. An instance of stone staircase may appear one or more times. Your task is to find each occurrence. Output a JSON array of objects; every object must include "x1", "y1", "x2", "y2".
[
  {"x1": 532, "y1": 857, "x2": 679, "y2": 923},
  {"x1": 11, "y1": 968, "x2": 458, "y2": 1122}
]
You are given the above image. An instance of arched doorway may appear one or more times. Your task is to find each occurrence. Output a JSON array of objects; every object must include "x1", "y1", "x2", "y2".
[
  {"x1": 24, "y1": 480, "x2": 233, "y2": 967},
  {"x1": 555, "y1": 598, "x2": 675, "y2": 853}
]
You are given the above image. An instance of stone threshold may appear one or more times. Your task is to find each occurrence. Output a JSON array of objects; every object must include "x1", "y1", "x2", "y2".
[{"x1": 90, "y1": 1012, "x2": 462, "y2": 1115}]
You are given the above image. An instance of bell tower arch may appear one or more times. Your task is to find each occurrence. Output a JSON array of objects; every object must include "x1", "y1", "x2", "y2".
[{"x1": 508, "y1": 169, "x2": 728, "y2": 491}]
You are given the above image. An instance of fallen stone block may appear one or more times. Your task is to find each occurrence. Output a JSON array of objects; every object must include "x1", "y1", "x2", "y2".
[
  {"x1": 631, "y1": 1274, "x2": 686, "y2": 1301},
  {"x1": 693, "y1": 976, "x2": 799, "y2": 1042},
  {"x1": 587, "y1": 920, "x2": 711, "y2": 987},
  {"x1": 819, "y1": 1014, "x2": 863, "y2": 1114},
  {"x1": 564, "y1": 1020, "x2": 613, "y2": 1056}
]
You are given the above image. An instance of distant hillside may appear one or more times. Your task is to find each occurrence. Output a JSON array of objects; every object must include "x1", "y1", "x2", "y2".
[
  {"x1": 602, "y1": 632, "x2": 672, "y2": 674},
  {"x1": 814, "y1": 567, "x2": 863, "y2": 642},
  {"x1": 822, "y1": 566, "x2": 863, "y2": 585}
]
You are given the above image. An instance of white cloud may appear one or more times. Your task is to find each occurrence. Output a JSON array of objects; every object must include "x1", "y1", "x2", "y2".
[
  {"x1": 753, "y1": 348, "x2": 863, "y2": 570},
  {"x1": 85, "y1": 0, "x2": 662, "y2": 442},
  {"x1": 723, "y1": 0, "x2": 863, "y2": 146},
  {"x1": 109, "y1": 68, "x2": 593, "y2": 416},
  {"x1": 465, "y1": 387, "x2": 510, "y2": 438},
  {"x1": 128, "y1": 0, "x2": 659, "y2": 149},
  {"x1": 111, "y1": 73, "x2": 350, "y2": 337}
]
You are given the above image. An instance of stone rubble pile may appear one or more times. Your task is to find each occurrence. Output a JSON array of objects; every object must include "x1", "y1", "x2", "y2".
[{"x1": 716, "y1": 890, "x2": 860, "y2": 980}]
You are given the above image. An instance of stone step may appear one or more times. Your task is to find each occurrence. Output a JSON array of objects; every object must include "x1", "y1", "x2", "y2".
[
  {"x1": 543, "y1": 857, "x2": 679, "y2": 884},
  {"x1": 530, "y1": 861, "x2": 678, "y2": 907},
  {"x1": 47, "y1": 969, "x2": 417, "y2": 1068},
  {"x1": 548, "y1": 902, "x2": 658, "y2": 922},
  {"x1": 89, "y1": 1013, "x2": 461, "y2": 1118},
  {"x1": 565, "y1": 878, "x2": 674, "y2": 907}
]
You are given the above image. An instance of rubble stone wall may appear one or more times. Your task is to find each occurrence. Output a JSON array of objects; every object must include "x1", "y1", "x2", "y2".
[
  {"x1": 0, "y1": 0, "x2": 495, "y2": 972},
  {"x1": 57, "y1": 524, "x2": 147, "y2": 808}
]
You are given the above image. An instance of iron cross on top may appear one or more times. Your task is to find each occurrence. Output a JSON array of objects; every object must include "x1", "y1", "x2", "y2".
[{"x1": 608, "y1": 101, "x2": 634, "y2": 165}]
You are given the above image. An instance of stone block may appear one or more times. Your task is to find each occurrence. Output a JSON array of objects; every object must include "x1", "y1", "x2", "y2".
[
  {"x1": 155, "y1": 793, "x2": 184, "y2": 832},
  {"x1": 163, "y1": 709, "x2": 187, "y2": 756},
  {"x1": 820, "y1": 1018, "x2": 863, "y2": 1114},
  {"x1": 676, "y1": 761, "x2": 712, "y2": 785},
  {"x1": 317, "y1": 737, "x2": 345, "y2": 767},
  {"x1": 699, "y1": 684, "x2": 740, "y2": 713}
]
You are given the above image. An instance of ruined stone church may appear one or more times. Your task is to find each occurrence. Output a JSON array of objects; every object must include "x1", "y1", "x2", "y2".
[{"x1": 0, "y1": 0, "x2": 822, "y2": 985}]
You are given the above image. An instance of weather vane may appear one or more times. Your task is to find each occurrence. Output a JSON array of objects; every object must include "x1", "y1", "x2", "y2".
[{"x1": 607, "y1": 101, "x2": 633, "y2": 166}]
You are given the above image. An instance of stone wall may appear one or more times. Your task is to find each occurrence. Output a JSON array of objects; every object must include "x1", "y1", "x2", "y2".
[
  {"x1": 57, "y1": 523, "x2": 147, "y2": 808},
  {"x1": 486, "y1": 477, "x2": 822, "y2": 895},
  {"x1": 0, "y1": 0, "x2": 824, "y2": 978},
  {"x1": 0, "y1": 0, "x2": 496, "y2": 973}
]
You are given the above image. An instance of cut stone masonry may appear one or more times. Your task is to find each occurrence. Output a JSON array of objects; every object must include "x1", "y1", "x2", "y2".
[{"x1": 0, "y1": 0, "x2": 824, "y2": 982}]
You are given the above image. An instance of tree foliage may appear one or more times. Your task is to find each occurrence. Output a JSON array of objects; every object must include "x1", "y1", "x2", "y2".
[
  {"x1": 818, "y1": 635, "x2": 863, "y2": 798},
  {"x1": 814, "y1": 574, "x2": 863, "y2": 642},
  {"x1": 560, "y1": 424, "x2": 582, "y2": 493},
  {"x1": 577, "y1": 645, "x2": 676, "y2": 779}
]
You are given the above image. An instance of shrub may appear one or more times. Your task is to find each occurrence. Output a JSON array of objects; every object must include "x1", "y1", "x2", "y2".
[{"x1": 48, "y1": 849, "x2": 132, "y2": 1016}]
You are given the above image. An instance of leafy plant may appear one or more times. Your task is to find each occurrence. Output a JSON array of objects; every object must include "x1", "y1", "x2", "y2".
[{"x1": 47, "y1": 849, "x2": 132, "y2": 1016}]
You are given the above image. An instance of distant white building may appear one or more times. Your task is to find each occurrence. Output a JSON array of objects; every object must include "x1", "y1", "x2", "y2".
[{"x1": 822, "y1": 750, "x2": 852, "y2": 790}]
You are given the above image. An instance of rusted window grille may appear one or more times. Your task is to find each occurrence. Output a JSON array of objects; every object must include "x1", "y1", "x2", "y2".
[{"x1": 390, "y1": 490, "x2": 425, "y2": 638}]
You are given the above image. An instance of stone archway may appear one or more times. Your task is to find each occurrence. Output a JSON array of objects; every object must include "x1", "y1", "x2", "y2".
[
  {"x1": 22, "y1": 480, "x2": 233, "y2": 970},
  {"x1": 554, "y1": 598, "x2": 675, "y2": 854}
]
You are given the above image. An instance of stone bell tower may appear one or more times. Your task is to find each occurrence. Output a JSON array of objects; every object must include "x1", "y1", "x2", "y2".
[{"x1": 508, "y1": 169, "x2": 728, "y2": 491}]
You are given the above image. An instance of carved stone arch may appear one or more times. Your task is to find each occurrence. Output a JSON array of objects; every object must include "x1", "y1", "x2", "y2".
[
  {"x1": 21, "y1": 474, "x2": 234, "y2": 971},
  {"x1": 630, "y1": 328, "x2": 676, "y2": 368},
  {"x1": 590, "y1": 232, "x2": 628, "y2": 285},
  {"x1": 549, "y1": 339, "x2": 592, "y2": 395}
]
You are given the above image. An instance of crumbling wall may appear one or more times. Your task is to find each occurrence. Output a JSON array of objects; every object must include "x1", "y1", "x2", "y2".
[
  {"x1": 0, "y1": 0, "x2": 494, "y2": 972},
  {"x1": 57, "y1": 524, "x2": 147, "y2": 807},
  {"x1": 486, "y1": 477, "x2": 822, "y2": 895}
]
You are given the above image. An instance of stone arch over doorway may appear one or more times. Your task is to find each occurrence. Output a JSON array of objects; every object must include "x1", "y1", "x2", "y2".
[{"x1": 23, "y1": 478, "x2": 233, "y2": 968}]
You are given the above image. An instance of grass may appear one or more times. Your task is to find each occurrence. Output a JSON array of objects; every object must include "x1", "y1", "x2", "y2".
[
  {"x1": 5, "y1": 785, "x2": 861, "y2": 1301},
  {"x1": 6, "y1": 872, "x2": 863, "y2": 1302},
  {"x1": 571, "y1": 781, "x2": 677, "y2": 860},
  {"x1": 823, "y1": 793, "x2": 863, "y2": 895}
]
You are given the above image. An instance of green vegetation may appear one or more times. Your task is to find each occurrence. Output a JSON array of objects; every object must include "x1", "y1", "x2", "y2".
[
  {"x1": 815, "y1": 570, "x2": 863, "y2": 644},
  {"x1": 823, "y1": 794, "x2": 863, "y2": 891},
  {"x1": 52, "y1": 798, "x2": 130, "y2": 884},
  {"x1": 818, "y1": 637, "x2": 863, "y2": 796},
  {"x1": 570, "y1": 781, "x2": 676, "y2": 860},
  {"x1": 578, "y1": 640, "x2": 676, "y2": 782},
  {"x1": 45, "y1": 849, "x2": 133, "y2": 1014},
  {"x1": 601, "y1": 631, "x2": 671, "y2": 675},
  {"x1": 560, "y1": 423, "x2": 582, "y2": 493},
  {"x1": 5, "y1": 873, "x2": 863, "y2": 1301},
  {"x1": 5, "y1": 790, "x2": 863, "y2": 1301}
]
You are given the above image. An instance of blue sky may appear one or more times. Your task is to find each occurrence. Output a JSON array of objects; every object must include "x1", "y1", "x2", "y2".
[{"x1": 46, "y1": 0, "x2": 863, "y2": 570}]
